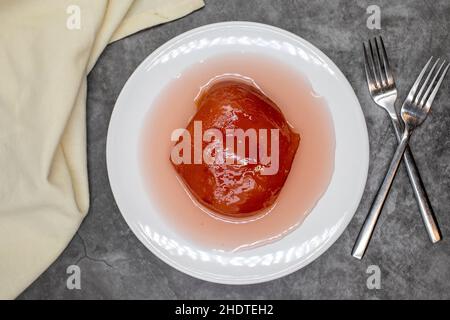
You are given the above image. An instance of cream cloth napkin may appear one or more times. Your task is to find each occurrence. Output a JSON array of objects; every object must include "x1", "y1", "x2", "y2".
[{"x1": 0, "y1": 0, "x2": 204, "y2": 299}]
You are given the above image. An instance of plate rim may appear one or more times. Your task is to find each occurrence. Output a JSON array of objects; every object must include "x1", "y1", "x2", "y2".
[{"x1": 106, "y1": 21, "x2": 369, "y2": 285}]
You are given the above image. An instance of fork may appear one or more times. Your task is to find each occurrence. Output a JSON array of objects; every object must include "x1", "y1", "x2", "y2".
[
  {"x1": 352, "y1": 57, "x2": 449, "y2": 259},
  {"x1": 361, "y1": 37, "x2": 442, "y2": 244}
]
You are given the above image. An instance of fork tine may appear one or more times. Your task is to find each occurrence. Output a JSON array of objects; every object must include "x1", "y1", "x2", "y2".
[
  {"x1": 368, "y1": 39, "x2": 381, "y2": 89},
  {"x1": 422, "y1": 62, "x2": 449, "y2": 113},
  {"x1": 363, "y1": 43, "x2": 377, "y2": 90},
  {"x1": 374, "y1": 37, "x2": 387, "y2": 87},
  {"x1": 406, "y1": 57, "x2": 433, "y2": 103},
  {"x1": 419, "y1": 60, "x2": 446, "y2": 107},
  {"x1": 415, "y1": 58, "x2": 440, "y2": 104},
  {"x1": 378, "y1": 36, "x2": 394, "y2": 85}
]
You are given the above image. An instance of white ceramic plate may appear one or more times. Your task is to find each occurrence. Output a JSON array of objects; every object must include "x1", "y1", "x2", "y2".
[{"x1": 107, "y1": 22, "x2": 369, "y2": 284}]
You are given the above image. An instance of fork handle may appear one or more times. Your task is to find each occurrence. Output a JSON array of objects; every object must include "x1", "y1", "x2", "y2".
[
  {"x1": 352, "y1": 129, "x2": 411, "y2": 259},
  {"x1": 390, "y1": 117, "x2": 442, "y2": 243}
]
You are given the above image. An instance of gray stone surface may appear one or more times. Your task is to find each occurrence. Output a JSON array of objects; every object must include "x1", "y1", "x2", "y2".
[{"x1": 19, "y1": 0, "x2": 450, "y2": 299}]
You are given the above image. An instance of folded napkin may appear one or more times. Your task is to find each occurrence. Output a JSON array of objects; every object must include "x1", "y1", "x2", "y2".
[{"x1": 0, "y1": 0, "x2": 204, "y2": 299}]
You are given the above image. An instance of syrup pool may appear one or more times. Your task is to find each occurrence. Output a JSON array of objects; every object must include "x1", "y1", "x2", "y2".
[{"x1": 140, "y1": 53, "x2": 335, "y2": 251}]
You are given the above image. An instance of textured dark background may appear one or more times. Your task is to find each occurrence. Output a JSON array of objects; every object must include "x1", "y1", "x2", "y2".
[{"x1": 20, "y1": 0, "x2": 450, "y2": 299}]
